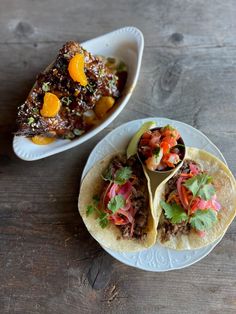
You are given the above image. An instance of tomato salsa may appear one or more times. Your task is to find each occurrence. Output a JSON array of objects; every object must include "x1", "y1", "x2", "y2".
[{"x1": 138, "y1": 125, "x2": 185, "y2": 172}]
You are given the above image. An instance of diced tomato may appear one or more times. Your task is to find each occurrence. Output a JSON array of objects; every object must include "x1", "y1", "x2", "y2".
[
  {"x1": 151, "y1": 130, "x2": 162, "y2": 138},
  {"x1": 161, "y1": 136, "x2": 177, "y2": 148},
  {"x1": 160, "y1": 141, "x2": 170, "y2": 154},
  {"x1": 149, "y1": 136, "x2": 161, "y2": 148},
  {"x1": 162, "y1": 153, "x2": 180, "y2": 168},
  {"x1": 141, "y1": 131, "x2": 152, "y2": 139},
  {"x1": 161, "y1": 126, "x2": 180, "y2": 140},
  {"x1": 110, "y1": 214, "x2": 127, "y2": 225},
  {"x1": 140, "y1": 138, "x2": 151, "y2": 146}
]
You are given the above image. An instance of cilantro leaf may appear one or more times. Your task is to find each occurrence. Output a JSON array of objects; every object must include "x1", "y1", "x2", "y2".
[
  {"x1": 190, "y1": 209, "x2": 217, "y2": 231},
  {"x1": 86, "y1": 195, "x2": 100, "y2": 216},
  {"x1": 92, "y1": 195, "x2": 100, "y2": 206},
  {"x1": 108, "y1": 195, "x2": 125, "y2": 213},
  {"x1": 27, "y1": 117, "x2": 35, "y2": 125},
  {"x1": 153, "y1": 147, "x2": 161, "y2": 157},
  {"x1": 98, "y1": 212, "x2": 109, "y2": 228},
  {"x1": 102, "y1": 166, "x2": 113, "y2": 182},
  {"x1": 42, "y1": 82, "x2": 50, "y2": 92},
  {"x1": 184, "y1": 173, "x2": 214, "y2": 200},
  {"x1": 86, "y1": 205, "x2": 96, "y2": 217},
  {"x1": 198, "y1": 184, "x2": 215, "y2": 201},
  {"x1": 160, "y1": 201, "x2": 188, "y2": 224},
  {"x1": 61, "y1": 96, "x2": 72, "y2": 106},
  {"x1": 73, "y1": 128, "x2": 84, "y2": 136},
  {"x1": 161, "y1": 124, "x2": 175, "y2": 131},
  {"x1": 114, "y1": 167, "x2": 132, "y2": 185}
]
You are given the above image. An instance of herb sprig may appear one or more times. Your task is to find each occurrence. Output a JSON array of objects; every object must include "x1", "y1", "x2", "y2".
[
  {"x1": 102, "y1": 166, "x2": 132, "y2": 185},
  {"x1": 160, "y1": 200, "x2": 217, "y2": 231},
  {"x1": 86, "y1": 193, "x2": 125, "y2": 229},
  {"x1": 184, "y1": 173, "x2": 215, "y2": 201},
  {"x1": 86, "y1": 195, "x2": 109, "y2": 228},
  {"x1": 160, "y1": 173, "x2": 218, "y2": 232}
]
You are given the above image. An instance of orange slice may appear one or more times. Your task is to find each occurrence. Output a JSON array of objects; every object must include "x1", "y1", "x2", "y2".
[
  {"x1": 68, "y1": 54, "x2": 88, "y2": 86},
  {"x1": 94, "y1": 96, "x2": 115, "y2": 119},
  {"x1": 40, "y1": 92, "x2": 61, "y2": 118},
  {"x1": 31, "y1": 135, "x2": 55, "y2": 145}
]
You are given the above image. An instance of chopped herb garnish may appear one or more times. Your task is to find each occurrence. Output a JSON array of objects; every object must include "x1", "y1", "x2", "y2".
[
  {"x1": 42, "y1": 82, "x2": 50, "y2": 92},
  {"x1": 184, "y1": 174, "x2": 215, "y2": 200},
  {"x1": 98, "y1": 212, "x2": 109, "y2": 228},
  {"x1": 27, "y1": 117, "x2": 35, "y2": 125},
  {"x1": 86, "y1": 195, "x2": 109, "y2": 229},
  {"x1": 86, "y1": 194, "x2": 101, "y2": 217},
  {"x1": 190, "y1": 209, "x2": 217, "y2": 231},
  {"x1": 32, "y1": 108, "x2": 39, "y2": 114},
  {"x1": 102, "y1": 165, "x2": 113, "y2": 182},
  {"x1": 64, "y1": 132, "x2": 75, "y2": 139},
  {"x1": 86, "y1": 81, "x2": 97, "y2": 93},
  {"x1": 116, "y1": 61, "x2": 127, "y2": 73},
  {"x1": 114, "y1": 167, "x2": 132, "y2": 185},
  {"x1": 61, "y1": 96, "x2": 72, "y2": 106},
  {"x1": 98, "y1": 68, "x2": 105, "y2": 76},
  {"x1": 63, "y1": 53, "x2": 71, "y2": 58},
  {"x1": 73, "y1": 128, "x2": 84, "y2": 136},
  {"x1": 160, "y1": 201, "x2": 188, "y2": 224},
  {"x1": 154, "y1": 147, "x2": 161, "y2": 157},
  {"x1": 86, "y1": 204, "x2": 96, "y2": 216},
  {"x1": 161, "y1": 124, "x2": 175, "y2": 131},
  {"x1": 92, "y1": 195, "x2": 100, "y2": 206},
  {"x1": 102, "y1": 165, "x2": 132, "y2": 185},
  {"x1": 108, "y1": 195, "x2": 125, "y2": 213},
  {"x1": 108, "y1": 76, "x2": 118, "y2": 90}
]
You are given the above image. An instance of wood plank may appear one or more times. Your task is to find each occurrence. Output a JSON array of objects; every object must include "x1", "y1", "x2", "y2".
[{"x1": 0, "y1": 0, "x2": 236, "y2": 313}]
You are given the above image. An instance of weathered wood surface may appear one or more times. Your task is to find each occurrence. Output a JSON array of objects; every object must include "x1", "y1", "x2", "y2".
[{"x1": 1, "y1": 0, "x2": 236, "y2": 313}]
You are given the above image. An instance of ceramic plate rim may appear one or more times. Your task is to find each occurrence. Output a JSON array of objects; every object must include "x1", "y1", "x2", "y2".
[
  {"x1": 80, "y1": 117, "x2": 227, "y2": 272},
  {"x1": 13, "y1": 26, "x2": 144, "y2": 161}
]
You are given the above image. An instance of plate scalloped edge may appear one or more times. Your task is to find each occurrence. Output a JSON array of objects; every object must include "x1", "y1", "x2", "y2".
[{"x1": 80, "y1": 117, "x2": 227, "y2": 272}]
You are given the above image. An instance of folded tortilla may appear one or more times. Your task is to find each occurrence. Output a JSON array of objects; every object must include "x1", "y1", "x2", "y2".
[
  {"x1": 78, "y1": 154, "x2": 157, "y2": 252},
  {"x1": 154, "y1": 147, "x2": 236, "y2": 250}
]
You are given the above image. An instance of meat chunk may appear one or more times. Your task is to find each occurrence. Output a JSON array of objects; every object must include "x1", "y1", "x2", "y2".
[{"x1": 16, "y1": 41, "x2": 120, "y2": 139}]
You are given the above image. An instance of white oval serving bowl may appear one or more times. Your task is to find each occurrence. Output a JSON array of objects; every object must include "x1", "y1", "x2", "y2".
[{"x1": 13, "y1": 26, "x2": 144, "y2": 161}]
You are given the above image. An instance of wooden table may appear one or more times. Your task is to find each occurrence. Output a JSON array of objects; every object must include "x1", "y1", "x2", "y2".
[{"x1": 1, "y1": 1, "x2": 236, "y2": 313}]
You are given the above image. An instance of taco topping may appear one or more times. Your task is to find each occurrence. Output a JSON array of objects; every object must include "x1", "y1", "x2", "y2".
[
  {"x1": 86, "y1": 155, "x2": 150, "y2": 240},
  {"x1": 138, "y1": 125, "x2": 185, "y2": 171},
  {"x1": 158, "y1": 159, "x2": 221, "y2": 242}
]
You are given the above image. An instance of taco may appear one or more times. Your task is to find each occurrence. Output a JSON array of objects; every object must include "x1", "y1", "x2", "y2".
[
  {"x1": 78, "y1": 154, "x2": 156, "y2": 252},
  {"x1": 154, "y1": 147, "x2": 236, "y2": 250}
]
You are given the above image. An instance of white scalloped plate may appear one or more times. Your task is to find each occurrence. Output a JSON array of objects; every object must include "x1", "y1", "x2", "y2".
[
  {"x1": 81, "y1": 117, "x2": 227, "y2": 271},
  {"x1": 13, "y1": 26, "x2": 144, "y2": 161}
]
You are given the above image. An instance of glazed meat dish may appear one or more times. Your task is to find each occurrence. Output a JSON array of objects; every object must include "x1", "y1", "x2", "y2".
[{"x1": 16, "y1": 41, "x2": 127, "y2": 142}]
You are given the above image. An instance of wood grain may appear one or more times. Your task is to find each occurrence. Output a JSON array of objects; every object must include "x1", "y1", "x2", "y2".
[{"x1": 0, "y1": 0, "x2": 236, "y2": 313}]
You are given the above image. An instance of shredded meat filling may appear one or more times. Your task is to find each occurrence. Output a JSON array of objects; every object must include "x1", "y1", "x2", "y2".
[
  {"x1": 159, "y1": 159, "x2": 201, "y2": 242},
  {"x1": 106, "y1": 155, "x2": 149, "y2": 240}
]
